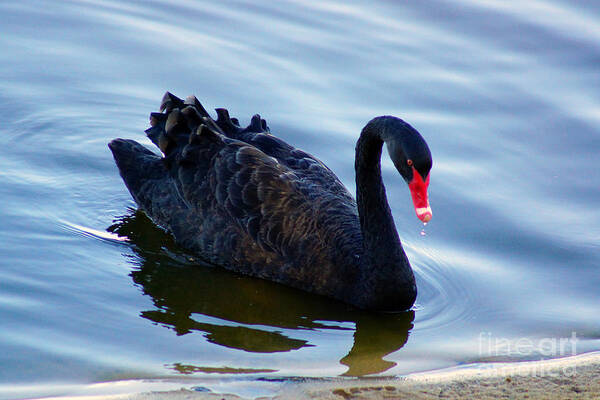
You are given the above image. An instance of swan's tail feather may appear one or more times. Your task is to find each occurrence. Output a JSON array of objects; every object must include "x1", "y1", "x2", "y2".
[
  {"x1": 146, "y1": 115, "x2": 165, "y2": 148},
  {"x1": 111, "y1": 93, "x2": 278, "y2": 238},
  {"x1": 249, "y1": 114, "x2": 262, "y2": 132},
  {"x1": 108, "y1": 139, "x2": 168, "y2": 205},
  {"x1": 160, "y1": 91, "x2": 184, "y2": 112},
  {"x1": 146, "y1": 92, "x2": 273, "y2": 158},
  {"x1": 181, "y1": 106, "x2": 203, "y2": 132},
  {"x1": 108, "y1": 137, "x2": 192, "y2": 234},
  {"x1": 165, "y1": 108, "x2": 182, "y2": 135},
  {"x1": 184, "y1": 95, "x2": 211, "y2": 118},
  {"x1": 149, "y1": 112, "x2": 166, "y2": 127}
]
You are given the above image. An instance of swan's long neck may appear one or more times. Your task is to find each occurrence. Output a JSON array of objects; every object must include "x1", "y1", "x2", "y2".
[{"x1": 354, "y1": 117, "x2": 417, "y2": 311}]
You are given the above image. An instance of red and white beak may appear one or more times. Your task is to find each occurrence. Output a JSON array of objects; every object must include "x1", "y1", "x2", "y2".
[{"x1": 408, "y1": 167, "x2": 432, "y2": 223}]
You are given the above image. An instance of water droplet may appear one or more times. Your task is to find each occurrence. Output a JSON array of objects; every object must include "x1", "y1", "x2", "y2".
[{"x1": 420, "y1": 222, "x2": 428, "y2": 236}]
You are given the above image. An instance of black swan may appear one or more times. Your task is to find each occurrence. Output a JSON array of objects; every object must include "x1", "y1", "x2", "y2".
[{"x1": 109, "y1": 93, "x2": 432, "y2": 311}]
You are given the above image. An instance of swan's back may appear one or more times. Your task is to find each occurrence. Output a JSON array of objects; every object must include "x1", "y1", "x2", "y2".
[{"x1": 109, "y1": 93, "x2": 364, "y2": 299}]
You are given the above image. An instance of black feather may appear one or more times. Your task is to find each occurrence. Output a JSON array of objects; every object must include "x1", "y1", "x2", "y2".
[{"x1": 109, "y1": 93, "x2": 432, "y2": 311}]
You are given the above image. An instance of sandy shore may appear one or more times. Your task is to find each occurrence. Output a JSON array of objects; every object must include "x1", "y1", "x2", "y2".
[
  {"x1": 292, "y1": 352, "x2": 600, "y2": 400},
  {"x1": 36, "y1": 351, "x2": 600, "y2": 400}
]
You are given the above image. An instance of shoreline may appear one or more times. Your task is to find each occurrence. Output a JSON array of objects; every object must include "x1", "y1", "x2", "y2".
[
  {"x1": 297, "y1": 351, "x2": 600, "y2": 399},
  {"x1": 30, "y1": 351, "x2": 600, "y2": 400}
]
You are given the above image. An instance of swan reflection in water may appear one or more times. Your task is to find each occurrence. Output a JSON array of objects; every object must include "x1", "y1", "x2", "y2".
[{"x1": 109, "y1": 210, "x2": 414, "y2": 377}]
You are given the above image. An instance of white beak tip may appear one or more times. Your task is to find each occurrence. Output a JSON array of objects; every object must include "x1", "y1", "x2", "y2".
[{"x1": 416, "y1": 206, "x2": 432, "y2": 223}]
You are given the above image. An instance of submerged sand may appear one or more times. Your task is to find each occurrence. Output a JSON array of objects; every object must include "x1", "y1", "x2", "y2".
[{"x1": 37, "y1": 351, "x2": 600, "y2": 400}]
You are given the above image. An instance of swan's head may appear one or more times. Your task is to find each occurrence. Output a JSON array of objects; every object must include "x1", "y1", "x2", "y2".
[{"x1": 383, "y1": 118, "x2": 433, "y2": 223}]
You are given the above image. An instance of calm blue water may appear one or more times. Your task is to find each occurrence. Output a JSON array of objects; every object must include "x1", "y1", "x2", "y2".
[{"x1": 1, "y1": 1, "x2": 599, "y2": 398}]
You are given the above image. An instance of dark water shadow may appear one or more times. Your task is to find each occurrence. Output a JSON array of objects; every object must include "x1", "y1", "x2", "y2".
[{"x1": 108, "y1": 210, "x2": 414, "y2": 376}]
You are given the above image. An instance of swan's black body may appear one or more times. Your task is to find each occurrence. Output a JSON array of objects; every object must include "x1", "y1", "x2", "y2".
[{"x1": 109, "y1": 93, "x2": 432, "y2": 311}]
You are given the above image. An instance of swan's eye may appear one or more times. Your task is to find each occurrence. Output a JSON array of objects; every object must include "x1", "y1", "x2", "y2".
[{"x1": 407, "y1": 159, "x2": 413, "y2": 166}]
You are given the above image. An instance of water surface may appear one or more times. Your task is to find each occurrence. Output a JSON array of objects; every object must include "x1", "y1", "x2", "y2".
[{"x1": 1, "y1": 1, "x2": 599, "y2": 399}]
